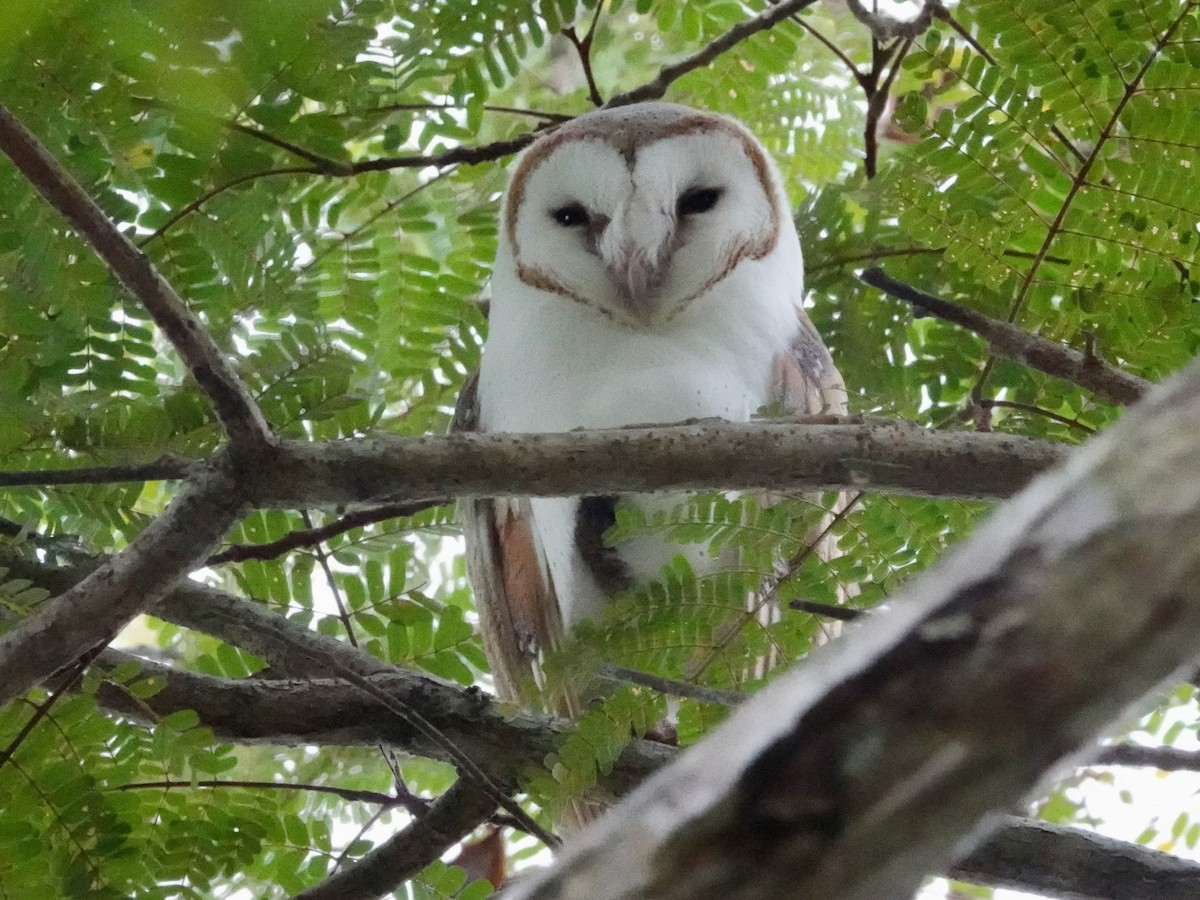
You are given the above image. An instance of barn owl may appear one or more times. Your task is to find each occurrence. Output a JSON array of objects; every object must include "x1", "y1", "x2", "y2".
[{"x1": 457, "y1": 102, "x2": 847, "y2": 715}]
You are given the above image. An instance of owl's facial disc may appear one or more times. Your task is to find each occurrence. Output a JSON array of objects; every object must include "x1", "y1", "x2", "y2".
[{"x1": 548, "y1": 184, "x2": 726, "y2": 324}]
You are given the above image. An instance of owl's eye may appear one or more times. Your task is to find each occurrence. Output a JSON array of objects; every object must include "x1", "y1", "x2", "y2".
[
  {"x1": 677, "y1": 187, "x2": 723, "y2": 217},
  {"x1": 551, "y1": 203, "x2": 590, "y2": 227}
]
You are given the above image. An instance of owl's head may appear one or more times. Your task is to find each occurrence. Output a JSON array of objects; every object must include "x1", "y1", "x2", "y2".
[{"x1": 498, "y1": 103, "x2": 792, "y2": 327}]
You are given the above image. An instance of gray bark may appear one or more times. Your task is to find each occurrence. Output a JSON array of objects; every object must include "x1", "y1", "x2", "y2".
[
  {"x1": 246, "y1": 420, "x2": 1066, "y2": 508},
  {"x1": 500, "y1": 354, "x2": 1200, "y2": 900}
]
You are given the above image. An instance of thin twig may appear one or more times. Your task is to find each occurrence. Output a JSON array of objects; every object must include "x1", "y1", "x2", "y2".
[
  {"x1": 606, "y1": 0, "x2": 822, "y2": 107},
  {"x1": 138, "y1": 166, "x2": 317, "y2": 246},
  {"x1": 0, "y1": 455, "x2": 196, "y2": 488},
  {"x1": 860, "y1": 267, "x2": 1150, "y2": 406},
  {"x1": 563, "y1": 1, "x2": 607, "y2": 107},
  {"x1": 789, "y1": 599, "x2": 865, "y2": 622},
  {"x1": 976, "y1": 399, "x2": 1096, "y2": 435},
  {"x1": 793, "y1": 14, "x2": 868, "y2": 90},
  {"x1": 0, "y1": 103, "x2": 273, "y2": 450},
  {"x1": 332, "y1": 101, "x2": 571, "y2": 123},
  {"x1": 207, "y1": 500, "x2": 443, "y2": 565},
  {"x1": 113, "y1": 778, "x2": 431, "y2": 815},
  {"x1": 596, "y1": 664, "x2": 747, "y2": 708},
  {"x1": 0, "y1": 644, "x2": 104, "y2": 771}
]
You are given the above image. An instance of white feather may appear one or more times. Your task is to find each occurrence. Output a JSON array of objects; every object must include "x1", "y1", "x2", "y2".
[{"x1": 478, "y1": 106, "x2": 815, "y2": 631}]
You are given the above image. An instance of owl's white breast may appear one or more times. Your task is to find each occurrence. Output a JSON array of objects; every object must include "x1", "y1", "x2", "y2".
[
  {"x1": 479, "y1": 236, "x2": 804, "y2": 629},
  {"x1": 478, "y1": 243, "x2": 801, "y2": 434}
]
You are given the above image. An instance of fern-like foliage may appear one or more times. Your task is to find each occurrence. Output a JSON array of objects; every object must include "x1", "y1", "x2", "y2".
[{"x1": 2, "y1": 0, "x2": 1199, "y2": 895}]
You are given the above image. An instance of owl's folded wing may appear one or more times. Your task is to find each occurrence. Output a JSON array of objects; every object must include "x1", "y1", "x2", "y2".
[
  {"x1": 770, "y1": 305, "x2": 848, "y2": 417},
  {"x1": 453, "y1": 372, "x2": 565, "y2": 709}
]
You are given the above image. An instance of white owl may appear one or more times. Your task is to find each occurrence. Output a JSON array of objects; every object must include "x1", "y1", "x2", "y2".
[{"x1": 457, "y1": 102, "x2": 847, "y2": 714}]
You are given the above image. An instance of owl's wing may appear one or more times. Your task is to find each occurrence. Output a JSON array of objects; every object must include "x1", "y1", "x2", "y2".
[
  {"x1": 762, "y1": 304, "x2": 854, "y2": 651},
  {"x1": 454, "y1": 372, "x2": 565, "y2": 709},
  {"x1": 770, "y1": 305, "x2": 848, "y2": 416}
]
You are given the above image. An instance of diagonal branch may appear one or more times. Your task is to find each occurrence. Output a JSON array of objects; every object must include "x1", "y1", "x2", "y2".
[
  {"x1": 207, "y1": 500, "x2": 442, "y2": 565},
  {"x1": 606, "y1": 0, "x2": 821, "y2": 107},
  {"x1": 0, "y1": 102, "x2": 273, "y2": 452},
  {"x1": 0, "y1": 457, "x2": 244, "y2": 706},
  {"x1": 501, "y1": 349, "x2": 1200, "y2": 899},
  {"x1": 861, "y1": 267, "x2": 1150, "y2": 405},
  {"x1": 81, "y1": 646, "x2": 671, "y2": 799},
  {"x1": 293, "y1": 777, "x2": 500, "y2": 900}
]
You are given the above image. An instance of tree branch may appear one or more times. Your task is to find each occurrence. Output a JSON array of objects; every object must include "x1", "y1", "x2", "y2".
[
  {"x1": 861, "y1": 267, "x2": 1150, "y2": 405},
  {"x1": 0, "y1": 455, "x2": 197, "y2": 488},
  {"x1": 0, "y1": 103, "x2": 273, "y2": 451},
  {"x1": 293, "y1": 777, "x2": 499, "y2": 900},
  {"x1": 114, "y1": 778, "x2": 419, "y2": 813},
  {"x1": 83, "y1": 647, "x2": 670, "y2": 801},
  {"x1": 951, "y1": 817, "x2": 1200, "y2": 900},
  {"x1": 606, "y1": 0, "x2": 821, "y2": 107},
  {"x1": 1094, "y1": 743, "x2": 1200, "y2": 771},
  {"x1": 0, "y1": 458, "x2": 244, "y2": 706},
  {"x1": 500, "y1": 351, "x2": 1200, "y2": 899},
  {"x1": 246, "y1": 419, "x2": 1068, "y2": 509},
  {"x1": 845, "y1": 0, "x2": 945, "y2": 42},
  {"x1": 563, "y1": 0, "x2": 606, "y2": 108}
]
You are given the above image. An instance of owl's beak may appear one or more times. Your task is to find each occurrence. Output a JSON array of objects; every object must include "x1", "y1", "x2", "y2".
[
  {"x1": 600, "y1": 199, "x2": 675, "y2": 323},
  {"x1": 611, "y1": 246, "x2": 667, "y2": 322}
]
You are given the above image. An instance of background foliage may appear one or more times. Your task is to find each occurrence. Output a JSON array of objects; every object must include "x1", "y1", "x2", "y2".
[{"x1": 1, "y1": 0, "x2": 1198, "y2": 897}]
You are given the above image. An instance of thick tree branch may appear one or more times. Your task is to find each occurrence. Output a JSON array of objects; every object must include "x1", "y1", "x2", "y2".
[
  {"x1": 2, "y1": 547, "x2": 666, "y2": 805},
  {"x1": 501, "y1": 352, "x2": 1200, "y2": 900},
  {"x1": 293, "y1": 777, "x2": 499, "y2": 900},
  {"x1": 246, "y1": 419, "x2": 1067, "y2": 509},
  {"x1": 0, "y1": 103, "x2": 273, "y2": 450},
  {"x1": 1094, "y1": 743, "x2": 1200, "y2": 771},
  {"x1": 606, "y1": 0, "x2": 820, "y2": 107},
  {"x1": 24, "y1": 552, "x2": 1200, "y2": 900},
  {"x1": 84, "y1": 647, "x2": 670, "y2": 800},
  {"x1": 86, "y1": 645, "x2": 1200, "y2": 899},
  {"x1": 861, "y1": 267, "x2": 1151, "y2": 405},
  {"x1": 0, "y1": 459, "x2": 244, "y2": 706},
  {"x1": 951, "y1": 817, "x2": 1200, "y2": 900}
]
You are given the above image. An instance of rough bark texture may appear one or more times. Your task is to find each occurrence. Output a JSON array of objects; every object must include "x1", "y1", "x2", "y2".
[
  {"x1": 0, "y1": 460, "x2": 245, "y2": 706},
  {"x1": 247, "y1": 419, "x2": 1065, "y2": 508},
  {"x1": 952, "y1": 818, "x2": 1200, "y2": 900},
  {"x1": 87, "y1": 647, "x2": 669, "y2": 800},
  {"x1": 499, "y1": 355, "x2": 1200, "y2": 900}
]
